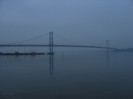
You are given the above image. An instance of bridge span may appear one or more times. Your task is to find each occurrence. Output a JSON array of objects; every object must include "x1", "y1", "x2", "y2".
[
  {"x1": 0, "y1": 44, "x2": 118, "y2": 50},
  {"x1": 0, "y1": 32, "x2": 120, "y2": 54}
]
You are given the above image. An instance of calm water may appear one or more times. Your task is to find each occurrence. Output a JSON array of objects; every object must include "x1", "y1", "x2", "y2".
[{"x1": 0, "y1": 51, "x2": 133, "y2": 99}]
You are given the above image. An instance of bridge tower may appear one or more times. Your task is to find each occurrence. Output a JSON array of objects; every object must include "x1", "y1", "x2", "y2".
[{"x1": 49, "y1": 32, "x2": 54, "y2": 55}]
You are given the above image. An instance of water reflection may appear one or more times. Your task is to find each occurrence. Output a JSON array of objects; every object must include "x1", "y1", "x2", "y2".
[
  {"x1": 49, "y1": 55, "x2": 54, "y2": 75},
  {"x1": 0, "y1": 51, "x2": 133, "y2": 98},
  {"x1": 106, "y1": 50, "x2": 110, "y2": 66}
]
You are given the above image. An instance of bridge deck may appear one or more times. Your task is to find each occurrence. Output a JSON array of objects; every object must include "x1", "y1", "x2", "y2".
[{"x1": 0, "y1": 44, "x2": 118, "y2": 50}]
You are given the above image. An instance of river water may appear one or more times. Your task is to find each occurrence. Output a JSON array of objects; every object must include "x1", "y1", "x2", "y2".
[{"x1": 0, "y1": 51, "x2": 133, "y2": 99}]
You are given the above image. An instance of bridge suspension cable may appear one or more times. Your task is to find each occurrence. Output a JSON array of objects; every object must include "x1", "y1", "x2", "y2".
[
  {"x1": 54, "y1": 33, "x2": 81, "y2": 45},
  {"x1": 8, "y1": 33, "x2": 49, "y2": 44}
]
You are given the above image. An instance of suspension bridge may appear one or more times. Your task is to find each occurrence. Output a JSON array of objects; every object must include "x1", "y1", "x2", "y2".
[{"x1": 0, "y1": 32, "x2": 119, "y2": 54}]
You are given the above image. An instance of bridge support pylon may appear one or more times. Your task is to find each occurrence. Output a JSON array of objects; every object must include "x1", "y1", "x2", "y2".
[{"x1": 48, "y1": 32, "x2": 54, "y2": 55}]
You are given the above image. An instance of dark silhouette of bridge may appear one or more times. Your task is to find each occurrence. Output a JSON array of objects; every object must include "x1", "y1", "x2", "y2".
[
  {"x1": 0, "y1": 32, "x2": 119, "y2": 54},
  {"x1": 0, "y1": 32, "x2": 118, "y2": 75},
  {"x1": 0, "y1": 44, "x2": 118, "y2": 49}
]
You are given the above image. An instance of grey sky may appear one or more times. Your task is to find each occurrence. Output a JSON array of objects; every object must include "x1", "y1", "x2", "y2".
[{"x1": 0, "y1": 0, "x2": 133, "y2": 48}]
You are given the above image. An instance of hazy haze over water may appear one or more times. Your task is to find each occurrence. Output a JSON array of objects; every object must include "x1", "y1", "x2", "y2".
[
  {"x1": 0, "y1": 1, "x2": 133, "y2": 98},
  {"x1": 0, "y1": 0, "x2": 133, "y2": 48}
]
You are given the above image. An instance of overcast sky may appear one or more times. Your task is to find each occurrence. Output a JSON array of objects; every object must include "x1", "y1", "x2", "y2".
[{"x1": 0, "y1": 0, "x2": 133, "y2": 48}]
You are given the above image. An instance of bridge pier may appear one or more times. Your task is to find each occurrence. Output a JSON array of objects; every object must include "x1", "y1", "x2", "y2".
[
  {"x1": 106, "y1": 40, "x2": 110, "y2": 66},
  {"x1": 48, "y1": 32, "x2": 54, "y2": 55},
  {"x1": 106, "y1": 40, "x2": 109, "y2": 52}
]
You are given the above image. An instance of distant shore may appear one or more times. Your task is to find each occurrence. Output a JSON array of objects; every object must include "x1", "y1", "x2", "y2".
[
  {"x1": 113, "y1": 48, "x2": 133, "y2": 52},
  {"x1": 0, "y1": 52, "x2": 47, "y2": 56}
]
